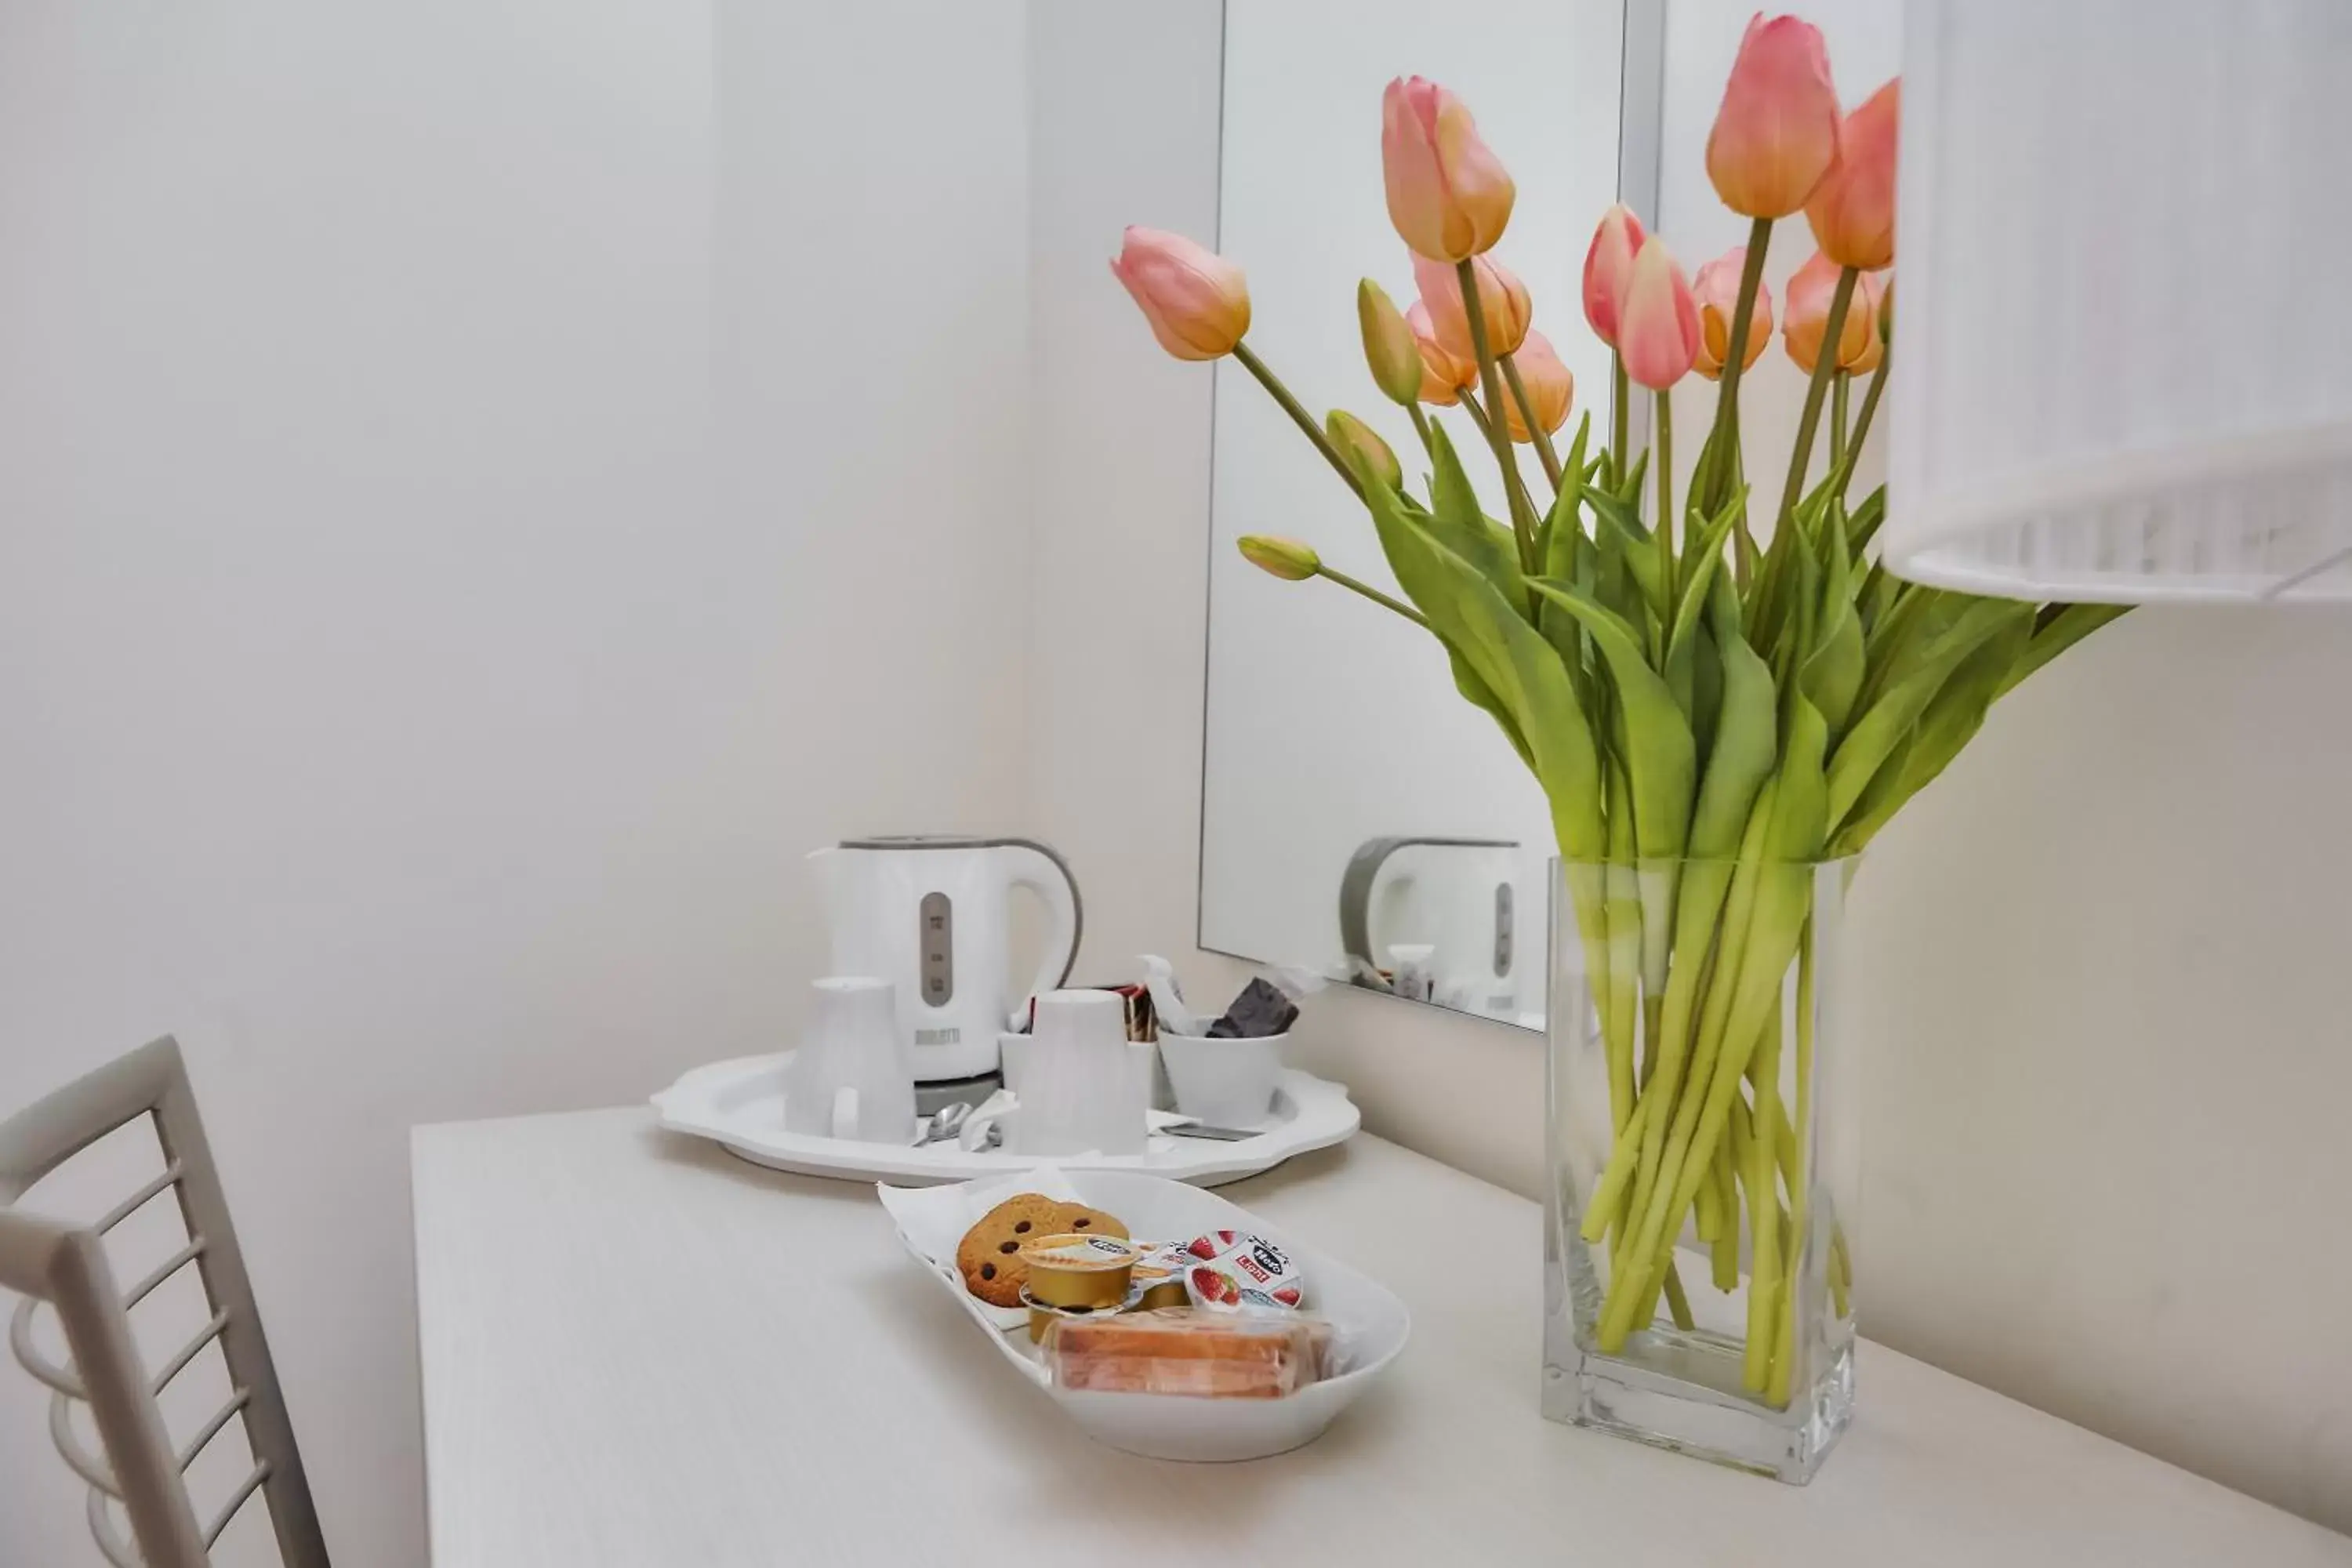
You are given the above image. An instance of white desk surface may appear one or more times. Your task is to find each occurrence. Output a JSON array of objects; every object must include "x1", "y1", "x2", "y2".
[{"x1": 411, "y1": 1109, "x2": 2350, "y2": 1567}]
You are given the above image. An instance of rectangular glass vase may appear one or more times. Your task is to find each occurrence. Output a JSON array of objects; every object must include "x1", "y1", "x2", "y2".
[{"x1": 1541, "y1": 855, "x2": 1861, "y2": 1482}]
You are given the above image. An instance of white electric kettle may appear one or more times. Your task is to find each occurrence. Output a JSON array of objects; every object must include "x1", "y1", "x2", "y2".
[{"x1": 808, "y1": 836, "x2": 1083, "y2": 1085}]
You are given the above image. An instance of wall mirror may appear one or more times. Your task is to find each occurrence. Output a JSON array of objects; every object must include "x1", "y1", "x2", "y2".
[{"x1": 1199, "y1": 0, "x2": 1662, "y2": 1029}]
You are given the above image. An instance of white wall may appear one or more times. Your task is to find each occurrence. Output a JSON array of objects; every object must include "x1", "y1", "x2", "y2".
[
  {"x1": 0, "y1": 2, "x2": 1032, "y2": 1563},
  {"x1": 1029, "y1": 0, "x2": 2352, "y2": 1534}
]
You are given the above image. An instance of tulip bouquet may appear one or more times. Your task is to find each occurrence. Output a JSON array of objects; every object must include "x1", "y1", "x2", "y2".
[{"x1": 1113, "y1": 13, "x2": 2125, "y2": 1454}]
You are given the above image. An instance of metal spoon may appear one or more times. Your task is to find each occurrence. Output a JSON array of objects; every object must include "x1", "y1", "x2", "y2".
[{"x1": 910, "y1": 1102, "x2": 974, "y2": 1147}]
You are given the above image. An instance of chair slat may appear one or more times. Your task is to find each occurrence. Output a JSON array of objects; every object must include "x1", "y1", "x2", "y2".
[
  {"x1": 97, "y1": 1160, "x2": 184, "y2": 1234},
  {"x1": 147, "y1": 1310, "x2": 230, "y2": 1396},
  {"x1": 9, "y1": 1293, "x2": 84, "y2": 1398},
  {"x1": 122, "y1": 1237, "x2": 206, "y2": 1312},
  {"x1": 176, "y1": 1387, "x2": 252, "y2": 1472},
  {"x1": 49, "y1": 1389, "x2": 122, "y2": 1497},
  {"x1": 87, "y1": 1490, "x2": 143, "y2": 1568},
  {"x1": 203, "y1": 1459, "x2": 272, "y2": 1547}
]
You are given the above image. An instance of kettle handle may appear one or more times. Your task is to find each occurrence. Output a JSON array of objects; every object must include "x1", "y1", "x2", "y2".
[{"x1": 996, "y1": 839, "x2": 1082, "y2": 1029}]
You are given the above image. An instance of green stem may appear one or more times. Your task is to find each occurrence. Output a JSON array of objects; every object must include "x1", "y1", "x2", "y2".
[
  {"x1": 1776, "y1": 267, "x2": 1858, "y2": 535},
  {"x1": 1829, "y1": 372, "x2": 1850, "y2": 472},
  {"x1": 1742, "y1": 1007, "x2": 1785, "y2": 1393},
  {"x1": 1314, "y1": 564, "x2": 1430, "y2": 628},
  {"x1": 1457, "y1": 386, "x2": 1494, "y2": 445},
  {"x1": 1609, "y1": 354, "x2": 1629, "y2": 487},
  {"x1": 1699, "y1": 216, "x2": 1773, "y2": 523},
  {"x1": 1406, "y1": 401, "x2": 1435, "y2": 463},
  {"x1": 1832, "y1": 350, "x2": 1890, "y2": 501},
  {"x1": 1654, "y1": 390, "x2": 1676, "y2": 622},
  {"x1": 1500, "y1": 352, "x2": 1565, "y2": 495},
  {"x1": 1232, "y1": 340, "x2": 1365, "y2": 503},
  {"x1": 1456, "y1": 260, "x2": 1543, "y2": 578}
]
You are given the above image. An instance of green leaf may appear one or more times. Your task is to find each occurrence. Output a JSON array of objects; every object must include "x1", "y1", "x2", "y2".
[
  {"x1": 1662, "y1": 488, "x2": 1749, "y2": 716},
  {"x1": 1585, "y1": 483, "x2": 1667, "y2": 626},
  {"x1": 1421, "y1": 422, "x2": 1526, "y2": 608},
  {"x1": 1359, "y1": 466, "x2": 1605, "y2": 859},
  {"x1": 1824, "y1": 598, "x2": 2026, "y2": 826},
  {"x1": 1995, "y1": 603, "x2": 2130, "y2": 699},
  {"x1": 1799, "y1": 506, "x2": 1864, "y2": 739},
  {"x1": 1450, "y1": 648, "x2": 1534, "y2": 773},
  {"x1": 1847, "y1": 483, "x2": 1889, "y2": 559},
  {"x1": 1689, "y1": 586, "x2": 1779, "y2": 860},
  {"x1": 1528, "y1": 578, "x2": 1696, "y2": 859}
]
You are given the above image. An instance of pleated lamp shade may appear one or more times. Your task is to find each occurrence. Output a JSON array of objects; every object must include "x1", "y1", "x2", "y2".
[{"x1": 1884, "y1": 0, "x2": 2352, "y2": 603}]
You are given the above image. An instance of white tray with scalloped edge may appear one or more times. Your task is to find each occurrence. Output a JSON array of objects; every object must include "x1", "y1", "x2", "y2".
[{"x1": 651, "y1": 1051, "x2": 1359, "y2": 1187}]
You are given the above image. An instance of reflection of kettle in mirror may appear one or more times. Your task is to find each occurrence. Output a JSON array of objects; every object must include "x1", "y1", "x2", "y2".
[
  {"x1": 1339, "y1": 837, "x2": 1530, "y2": 1022},
  {"x1": 808, "y1": 837, "x2": 1083, "y2": 1084}
]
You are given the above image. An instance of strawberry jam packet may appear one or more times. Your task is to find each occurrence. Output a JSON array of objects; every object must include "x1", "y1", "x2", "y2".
[{"x1": 1181, "y1": 1229, "x2": 1305, "y2": 1313}]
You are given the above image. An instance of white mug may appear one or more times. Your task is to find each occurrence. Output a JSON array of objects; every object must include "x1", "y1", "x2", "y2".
[
  {"x1": 1157, "y1": 1031, "x2": 1287, "y2": 1129},
  {"x1": 784, "y1": 976, "x2": 916, "y2": 1144},
  {"x1": 1003, "y1": 990, "x2": 1151, "y2": 1157}
]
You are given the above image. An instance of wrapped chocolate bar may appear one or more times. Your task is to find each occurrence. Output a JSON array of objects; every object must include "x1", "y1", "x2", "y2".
[{"x1": 1041, "y1": 1307, "x2": 1333, "y2": 1399}]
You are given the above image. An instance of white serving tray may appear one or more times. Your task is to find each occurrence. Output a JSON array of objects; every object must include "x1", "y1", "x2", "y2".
[
  {"x1": 877, "y1": 1166, "x2": 1410, "y2": 1461},
  {"x1": 652, "y1": 1052, "x2": 1359, "y2": 1187}
]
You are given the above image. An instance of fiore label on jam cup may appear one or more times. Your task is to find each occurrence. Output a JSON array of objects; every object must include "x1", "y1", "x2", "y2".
[{"x1": 1182, "y1": 1230, "x2": 1305, "y2": 1312}]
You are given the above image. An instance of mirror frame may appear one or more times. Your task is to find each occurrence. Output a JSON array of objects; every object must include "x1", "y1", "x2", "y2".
[{"x1": 1192, "y1": 0, "x2": 1670, "y2": 1030}]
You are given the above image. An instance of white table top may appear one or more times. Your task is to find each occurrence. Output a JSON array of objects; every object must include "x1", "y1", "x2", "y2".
[{"x1": 411, "y1": 1109, "x2": 2351, "y2": 1567}]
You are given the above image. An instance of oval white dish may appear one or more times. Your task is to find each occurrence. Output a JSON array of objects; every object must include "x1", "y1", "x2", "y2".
[
  {"x1": 877, "y1": 1166, "x2": 1410, "y2": 1461},
  {"x1": 652, "y1": 1052, "x2": 1359, "y2": 1187}
]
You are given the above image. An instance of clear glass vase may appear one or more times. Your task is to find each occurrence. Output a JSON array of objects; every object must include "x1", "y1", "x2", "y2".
[{"x1": 1542, "y1": 855, "x2": 1861, "y2": 1482}]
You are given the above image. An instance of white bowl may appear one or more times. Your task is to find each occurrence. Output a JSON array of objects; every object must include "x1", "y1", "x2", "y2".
[
  {"x1": 1157, "y1": 1032, "x2": 1286, "y2": 1127},
  {"x1": 877, "y1": 1165, "x2": 1410, "y2": 1461}
]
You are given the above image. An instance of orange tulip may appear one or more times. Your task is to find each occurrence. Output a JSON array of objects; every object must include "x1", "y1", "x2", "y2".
[
  {"x1": 1782, "y1": 251, "x2": 1875, "y2": 375},
  {"x1": 1501, "y1": 331, "x2": 1574, "y2": 443},
  {"x1": 1109, "y1": 227, "x2": 1250, "y2": 361},
  {"x1": 1581, "y1": 204, "x2": 1646, "y2": 349},
  {"x1": 1411, "y1": 251, "x2": 1531, "y2": 365},
  {"x1": 1617, "y1": 238, "x2": 1701, "y2": 391},
  {"x1": 1843, "y1": 270, "x2": 1889, "y2": 374},
  {"x1": 1691, "y1": 247, "x2": 1773, "y2": 381},
  {"x1": 1406, "y1": 300, "x2": 1475, "y2": 405},
  {"x1": 1806, "y1": 80, "x2": 1900, "y2": 270},
  {"x1": 1705, "y1": 14, "x2": 1842, "y2": 220},
  {"x1": 1380, "y1": 76, "x2": 1516, "y2": 263}
]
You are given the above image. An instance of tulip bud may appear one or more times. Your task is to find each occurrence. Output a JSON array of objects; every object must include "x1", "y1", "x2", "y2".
[
  {"x1": 1410, "y1": 251, "x2": 1531, "y2": 365},
  {"x1": 1691, "y1": 247, "x2": 1773, "y2": 381},
  {"x1": 1617, "y1": 238, "x2": 1701, "y2": 391},
  {"x1": 1406, "y1": 301, "x2": 1474, "y2": 406},
  {"x1": 1581, "y1": 205, "x2": 1646, "y2": 348},
  {"x1": 1806, "y1": 80, "x2": 1899, "y2": 270},
  {"x1": 1501, "y1": 332, "x2": 1573, "y2": 444},
  {"x1": 1705, "y1": 15, "x2": 1842, "y2": 219},
  {"x1": 1358, "y1": 280, "x2": 1425, "y2": 406},
  {"x1": 1325, "y1": 410, "x2": 1404, "y2": 491},
  {"x1": 1109, "y1": 226, "x2": 1251, "y2": 361},
  {"x1": 1238, "y1": 535, "x2": 1320, "y2": 582},
  {"x1": 1782, "y1": 251, "x2": 1874, "y2": 376},
  {"x1": 1380, "y1": 76, "x2": 1516, "y2": 263}
]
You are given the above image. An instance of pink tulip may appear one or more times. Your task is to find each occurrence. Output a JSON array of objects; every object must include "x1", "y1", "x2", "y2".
[
  {"x1": 1406, "y1": 300, "x2": 1475, "y2": 405},
  {"x1": 1411, "y1": 251, "x2": 1531, "y2": 366},
  {"x1": 1806, "y1": 79, "x2": 1900, "y2": 271},
  {"x1": 1782, "y1": 250, "x2": 1875, "y2": 375},
  {"x1": 1705, "y1": 14, "x2": 1842, "y2": 220},
  {"x1": 1581, "y1": 205, "x2": 1647, "y2": 348},
  {"x1": 1616, "y1": 238, "x2": 1701, "y2": 391},
  {"x1": 1691, "y1": 248, "x2": 1773, "y2": 381},
  {"x1": 1501, "y1": 331, "x2": 1574, "y2": 443},
  {"x1": 1381, "y1": 77, "x2": 1517, "y2": 263},
  {"x1": 1109, "y1": 227, "x2": 1250, "y2": 361}
]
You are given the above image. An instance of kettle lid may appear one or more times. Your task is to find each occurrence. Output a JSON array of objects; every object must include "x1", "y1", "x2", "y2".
[{"x1": 837, "y1": 834, "x2": 997, "y2": 851}]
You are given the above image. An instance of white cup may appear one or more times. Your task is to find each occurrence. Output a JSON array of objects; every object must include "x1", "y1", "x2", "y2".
[
  {"x1": 1003, "y1": 990, "x2": 1151, "y2": 1156},
  {"x1": 784, "y1": 976, "x2": 916, "y2": 1144},
  {"x1": 1158, "y1": 1032, "x2": 1287, "y2": 1129}
]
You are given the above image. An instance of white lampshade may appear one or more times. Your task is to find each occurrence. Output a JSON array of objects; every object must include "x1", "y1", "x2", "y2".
[{"x1": 1885, "y1": 0, "x2": 2352, "y2": 603}]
